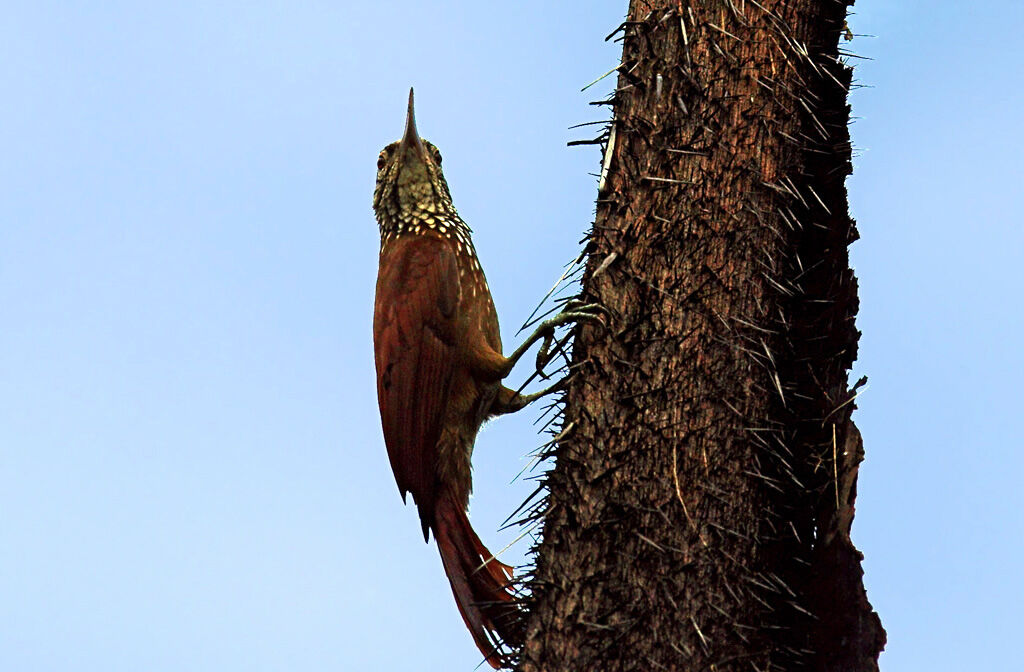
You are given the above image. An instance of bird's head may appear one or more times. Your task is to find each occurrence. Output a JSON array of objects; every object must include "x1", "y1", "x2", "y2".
[{"x1": 373, "y1": 89, "x2": 455, "y2": 230}]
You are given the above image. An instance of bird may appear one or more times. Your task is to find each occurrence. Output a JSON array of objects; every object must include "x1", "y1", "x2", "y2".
[{"x1": 372, "y1": 89, "x2": 599, "y2": 667}]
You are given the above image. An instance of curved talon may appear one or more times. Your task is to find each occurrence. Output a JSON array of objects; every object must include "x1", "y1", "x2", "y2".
[
  {"x1": 564, "y1": 299, "x2": 600, "y2": 310},
  {"x1": 535, "y1": 332, "x2": 555, "y2": 377},
  {"x1": 562, "y1": 301, "x2": 610, "y2": 319},
  {"x1": 503, "y1": 303, "x2": 608, "y2": 381},
  {"x1": 503, "y1": 377, "x2": 569, "y2": 413}
]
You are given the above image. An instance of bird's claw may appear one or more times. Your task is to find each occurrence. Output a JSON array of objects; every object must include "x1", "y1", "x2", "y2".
[
  {"x1": 562, "y1": 300, "x2": 609, "y2": 318},
  {"x1": 502, "y1": 376, "x2": 570, "y2": 413},
  {"x1": 505, "y1": 302, "x2": 608, "y2": 379},
  {"x1": 534, "y1": 303, "x2": 608, "y2": 335},
  {"x1": 535, "y1": 332, "x2": 554, "y2": 378}
]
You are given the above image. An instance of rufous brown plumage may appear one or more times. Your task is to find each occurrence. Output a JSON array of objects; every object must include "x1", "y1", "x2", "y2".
[{"x1": 372, "y1": 89, "x2": 599, "y2": 668}]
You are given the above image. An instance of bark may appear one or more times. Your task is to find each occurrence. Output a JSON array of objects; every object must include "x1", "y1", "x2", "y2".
[{"x1": 517, "y1": 1, "x2": 884, "y2": 670}]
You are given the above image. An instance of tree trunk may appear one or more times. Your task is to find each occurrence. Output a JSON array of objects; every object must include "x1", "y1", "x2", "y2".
[{"x1": 517, "y1": 1, "x2": 885, "y2": 670}]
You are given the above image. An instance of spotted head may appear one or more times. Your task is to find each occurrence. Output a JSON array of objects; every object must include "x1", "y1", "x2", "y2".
[{"x1": 373, "y1": 89, "x2": 461, "y2": 238}]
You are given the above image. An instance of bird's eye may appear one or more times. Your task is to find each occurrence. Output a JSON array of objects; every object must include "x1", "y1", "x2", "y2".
[
  {"x1": 427, "y1": 144, "x2": 442, "y2": 166},
  {"x1": 377, "y1": 151, "x2": 387, "y2": 170}
]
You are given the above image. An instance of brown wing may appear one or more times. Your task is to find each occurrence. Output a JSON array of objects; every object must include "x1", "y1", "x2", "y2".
[{"x1": 373, "y1": 235, "x2": 461, "y2": 539}]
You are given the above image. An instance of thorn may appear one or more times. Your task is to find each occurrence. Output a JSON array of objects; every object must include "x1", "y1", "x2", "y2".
[{"x1": 592, "y1": 251, "x2": 618, "y2": 278}]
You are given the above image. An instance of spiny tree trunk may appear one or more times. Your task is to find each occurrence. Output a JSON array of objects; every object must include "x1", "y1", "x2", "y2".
[{"x1": 517, "y1": 1, "x2": 884, "y2": 670}]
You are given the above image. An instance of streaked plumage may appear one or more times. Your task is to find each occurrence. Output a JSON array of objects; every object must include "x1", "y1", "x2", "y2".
[{"x1": 372, "y1": 89, "x2": 520, "y2": 668}]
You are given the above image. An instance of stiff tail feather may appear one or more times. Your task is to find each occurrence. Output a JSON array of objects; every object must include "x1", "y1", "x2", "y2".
[{"x1": 433, "y1": 491, "x2": 522, "y2": 669}]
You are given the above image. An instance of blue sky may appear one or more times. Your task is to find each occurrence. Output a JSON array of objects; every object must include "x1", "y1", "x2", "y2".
[{"x1": 1, "y1": 2, "x2": 1020, "y2": 670}]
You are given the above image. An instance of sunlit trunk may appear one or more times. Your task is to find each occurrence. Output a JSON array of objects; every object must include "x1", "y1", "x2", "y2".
[{"x1": 518, "y1": 2, "x2": 884, "y2": 670}]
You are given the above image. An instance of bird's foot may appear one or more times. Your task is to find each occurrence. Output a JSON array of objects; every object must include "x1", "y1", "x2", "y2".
[
  {"x1": 505, "y1": 303, "x2": 606, "y2": 377},
  {"x1": 493, "y1": 378, "x2": 569, "y2": 415}
]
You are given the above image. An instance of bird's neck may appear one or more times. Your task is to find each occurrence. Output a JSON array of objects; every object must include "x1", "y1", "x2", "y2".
[{"x1": 378, "y1": 206, "x2": 475, "y2": 252}]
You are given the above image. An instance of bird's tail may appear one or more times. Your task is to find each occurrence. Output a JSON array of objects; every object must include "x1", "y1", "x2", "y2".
[{"x1": 433, "y1": 490, "x2": 522, "y2": 669}]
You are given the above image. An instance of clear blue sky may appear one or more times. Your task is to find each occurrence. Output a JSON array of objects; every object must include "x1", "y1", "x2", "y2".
[{"x1": 1, "y1": 2, "x2": 1019, "y2": 670}]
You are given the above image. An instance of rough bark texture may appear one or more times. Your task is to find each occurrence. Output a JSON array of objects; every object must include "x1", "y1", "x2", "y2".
[{"x1": 517, "y1": 1, "x2": 885, "y2": 670}]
